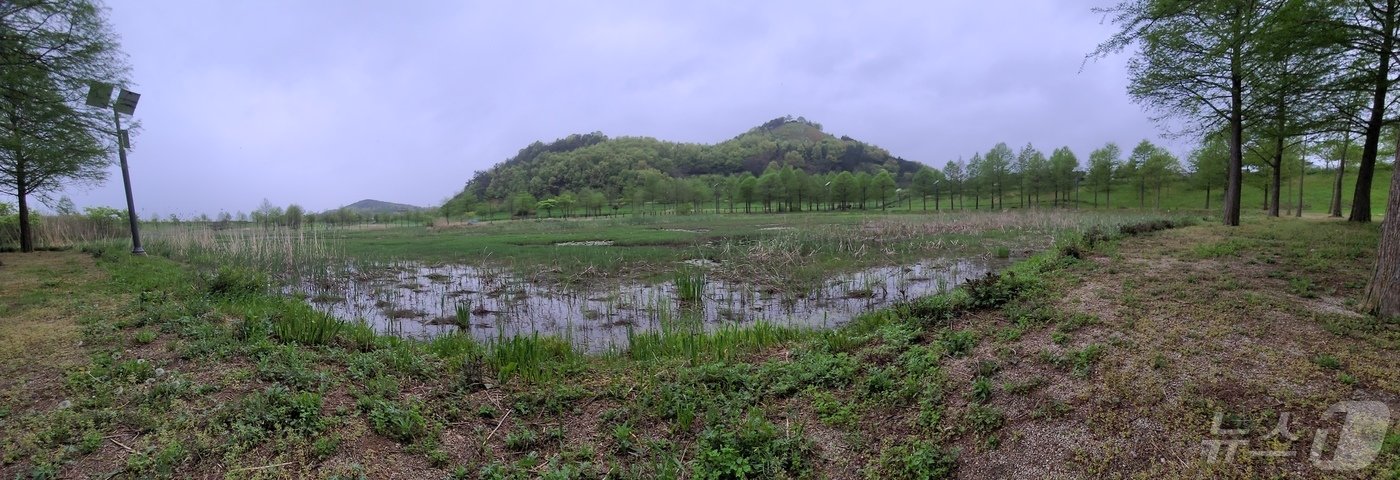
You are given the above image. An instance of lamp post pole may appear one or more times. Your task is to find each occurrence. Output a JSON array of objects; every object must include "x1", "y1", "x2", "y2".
[
  {"x1": 88, "y1": 83, "x2": 144, "y2": 255},
  {"x1": 933, "y1": 180, "x2": 940, "y2": 212},
  {"x1": 113, "y1": 109, "x2": 144, "y2": 255}
]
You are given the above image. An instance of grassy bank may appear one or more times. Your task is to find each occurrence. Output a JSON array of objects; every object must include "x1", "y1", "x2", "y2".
[
  {"x1": 316, "y1": 210, "x2": 1181, "y2": 287},
  {"x1": 1, "y1": 214, "x2": 1397, "y2": 478}
]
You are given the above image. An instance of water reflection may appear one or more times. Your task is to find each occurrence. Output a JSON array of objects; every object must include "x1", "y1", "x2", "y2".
[{"x1": 296, "y1": 256, "x2": 1008, "y2": 352}]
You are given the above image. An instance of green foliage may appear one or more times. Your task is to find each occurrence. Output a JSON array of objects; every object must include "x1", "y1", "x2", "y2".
[
  {"x1": 694, "y1": 412, "x2": 811, "y2": 480},
  {"x1": 969, "y1": 376, "x2": 993, "y2": 404},
  {"x1": 766, "y1": 350, "x2": 859, "y2": 396},
  {"x1": 453, "y1": 117, "x2": 922, "y2": 208},
  {"x1": 626, "y1": 320, "x2": 803, "y2": 364},
  {"x1": 965, "y1": 404, "x2": 1005, "y2": 435},
  {"x1": 223, "y1": 386, "x2": 324, "y2": 442},
  {"x1": 1, "y1": 0, "x2": 128, "y2": 252},
  {"x1": 939, "y1": 329, "x2": 978, "y2": 358},
  {"x1": 867, "y1": 440, "x2": 956, "y2": 480},
  {"x1": 1041, "y1": 344, "x2": 1107, "y2": 378},
  {"x1": 505, "y1": 427, "x2": 540, "y2": 452},
  {"x1": 894, "y1": 293, "x2": 968, "y2": 326},
  {"x1": 363, "y1": 398, "x2": 429, "y2": 442},
  {"x1": 488, "y1": 334, "x2": 580, "y2": 383},
  {"x1": 809, "y1": 390, "x2": 859, "y2": 427},
  {"x1": 234, "y1": 297, "x2": 344, "y2": 346},
  {"x1": 1312, "y1": 353, "x2": 1341, "y2": 370},
  {"x1": 132, "y1": 330, "x2": 157, "y2": 345},
  {"x1": 962, "y1": 272, "x2": 1033, "y2": 309}
]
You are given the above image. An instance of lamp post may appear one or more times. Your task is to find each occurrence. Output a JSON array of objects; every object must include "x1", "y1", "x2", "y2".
[
  {"x1": 86, "y1": 82, "x2": 144, "y2": 255},
  {"x1": 824, "y1": 181, "x2": 832, "y2": 211},
  {"x1": 933, "y1": 180, "x2": 941, "y2": 212}
]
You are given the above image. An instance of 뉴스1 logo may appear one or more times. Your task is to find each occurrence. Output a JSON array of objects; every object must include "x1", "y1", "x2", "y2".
[{"x1": 1201, "y1": 401, "x2": 1391, "y2": 471}]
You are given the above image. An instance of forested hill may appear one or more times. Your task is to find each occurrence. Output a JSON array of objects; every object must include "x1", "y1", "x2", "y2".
[{"x1": 455, "y1": 116, "x2": 925, "y2": 202}]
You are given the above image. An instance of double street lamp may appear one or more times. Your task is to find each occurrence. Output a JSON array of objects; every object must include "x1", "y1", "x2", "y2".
[{"x1": 86, "y1": 82, "x2": 144, "y2": 255}]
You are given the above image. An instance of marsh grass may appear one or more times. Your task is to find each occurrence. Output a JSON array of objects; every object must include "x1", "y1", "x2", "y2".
[
  {"x1": 141, "y1": 224, "x2": 344, "y2": 283},
  {"x1": 0, "y1": 215, "x2": 127, "y2": 250},
  {"x1": 673, "y1": 267, "x2": 705, "y2": 304},
  {"x1": 229, "y1": 296, "x2": 345, "y2": 346},
  {"x1": 487, "y1": 333, "x2": 580, "y2": 383},
  {"x1": 623, "y1": 309, "x2": 806, "y2": 363},
  {"x1": 453, "y1": 301, "x2": 472, "y2": 328}
]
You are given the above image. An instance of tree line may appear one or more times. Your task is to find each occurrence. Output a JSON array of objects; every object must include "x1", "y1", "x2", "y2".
[
  {"x1": 441, "y1": 139, "x2": 1203, "y2": 219},
  {"x1": 1096, "y1": 0, "x2": 1400, "y2": 316}
]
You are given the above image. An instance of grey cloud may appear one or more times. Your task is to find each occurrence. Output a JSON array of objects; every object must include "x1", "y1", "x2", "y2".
[{"x1": 58, "y1": 0, "x2": 1177, "y2": 217}]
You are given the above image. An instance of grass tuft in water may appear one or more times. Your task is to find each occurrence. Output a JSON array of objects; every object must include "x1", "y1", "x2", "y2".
[{"x1": 673, "y1": 267, "x2": 706, "y2": 304}]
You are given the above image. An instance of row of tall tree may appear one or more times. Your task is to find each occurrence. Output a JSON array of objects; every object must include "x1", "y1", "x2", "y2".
[
  {"x1": 447, "y1": 140, "x2": 1197, "y2": 219},
  {"x1": 1096, "y1": 0, "x2": 1400, "y2": 315}
]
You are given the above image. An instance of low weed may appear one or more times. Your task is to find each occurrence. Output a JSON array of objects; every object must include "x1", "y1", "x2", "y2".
[
  {"x1": 1312, "y1": 353, "x2": 1341, "y2": 370},
  {"x1": 694, "y1": 412, "x2": 811, "y2": 479},
  {"x1": 939, "y1": 329, "x2": 978, "y2": 358},
  {"x1": 867, "y1": 439, "x2": 956, "y2": 479},
  {"x1": 223, "y1": 386, "x2": 324, "y2": 443},
  {"x1": 965, "y1": 404, "x2": 1004, "y2": 435},
  {"x1": 363, "y1": 398, "x2": 430, "y2": 442}
]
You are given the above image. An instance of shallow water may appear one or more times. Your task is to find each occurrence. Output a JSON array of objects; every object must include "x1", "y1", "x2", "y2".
[{"x1": 296, "y1": 256, "x2": 1009, "y2": 351}]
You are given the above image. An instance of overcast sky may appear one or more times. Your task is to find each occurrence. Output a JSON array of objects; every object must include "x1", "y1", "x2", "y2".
[{"x1": 57, "y1": 0, "x2": 1181, "y2": 217}]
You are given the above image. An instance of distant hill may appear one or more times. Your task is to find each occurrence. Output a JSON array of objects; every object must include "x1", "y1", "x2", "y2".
[
  {"x1": 454, "y1": 116, "x2": 927, "y2": 202},
  {"x1": 337, "y1": 199, "x2": 424, "y2": 214}
]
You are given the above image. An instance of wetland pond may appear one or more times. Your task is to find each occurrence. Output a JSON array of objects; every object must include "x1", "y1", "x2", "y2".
[{"x1": 296, "y1": 255, "x2": 1013, "y2": 352}]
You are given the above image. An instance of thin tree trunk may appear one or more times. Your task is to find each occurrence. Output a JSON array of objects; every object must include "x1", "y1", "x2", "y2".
[
  {"x1": 17, "y1": 176, "x2": 33, "y2": 253},
  {"x1": 1270, "y1": 137, "x2": 1283, "y2": 217},
  {"x1": 1297, "y1": 141, "x2": 1305, "y2": 218},
  {"x1": 1332, "y1": 133, "x2": 1349, "y2": 217},
  {"x1": 1156, "y1": 180, "x2": 1162, "y2": 209},
  {"x1": 1351, "y1": 27, "x2": 1393, "y2": 223},
  {"x1": 1363, "y1": 133, "x2": 1400, "y2": 317},
  {"x1": 1139, "y1": 177, "x2": 1146, "y2": 209}
]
